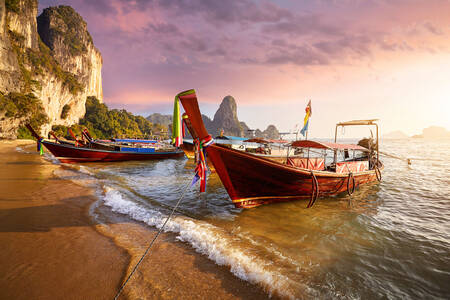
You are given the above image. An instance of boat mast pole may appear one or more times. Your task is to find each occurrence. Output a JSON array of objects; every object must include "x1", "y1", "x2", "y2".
[
  {"x1": 333, "y1": 124, "x2": 338, "y2": 170},
  {"x1": 376, "y1": 123, "x2": 379, "y2": 168},
  {"x1": 306, "y1": 120, "x2": 310, "y2": 169}
]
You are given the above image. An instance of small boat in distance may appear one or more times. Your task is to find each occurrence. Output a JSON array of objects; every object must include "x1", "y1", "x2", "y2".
[
  {"x1": 26, "y1": 125, "x2": 184, "y2": 163},
  {"x1": 175, "y1": 89, "x2": 383, "y2": 208}
]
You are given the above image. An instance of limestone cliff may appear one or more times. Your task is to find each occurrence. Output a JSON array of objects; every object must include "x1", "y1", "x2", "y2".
[
  {"x1": 37, "y1": 6, "x2": 102, "y2": 100},
  {"x1": 0, "y1": 0, "x2": 102, "y2": 138}
]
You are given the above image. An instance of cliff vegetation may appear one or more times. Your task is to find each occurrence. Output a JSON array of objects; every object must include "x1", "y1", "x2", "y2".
[
  {"x1": 8, "y1": 29, "x2": 82, "y2": 94},
  {"x1": 52, "y1": 97, "x2": 168, "y2": 140},
  {"x1": 0, "y1": 91, "x2": 49, "y2": 138}
]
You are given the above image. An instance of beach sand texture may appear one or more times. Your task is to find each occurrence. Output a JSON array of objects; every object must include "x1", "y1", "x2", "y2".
[{"x1": 0, "y1": 141, "x2": 269, "y2": 300}]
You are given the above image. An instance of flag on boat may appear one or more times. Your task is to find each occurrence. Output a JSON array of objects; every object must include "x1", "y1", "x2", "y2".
[{"x1": 300, "y1": 100, "x2": 312, "y2": 137}]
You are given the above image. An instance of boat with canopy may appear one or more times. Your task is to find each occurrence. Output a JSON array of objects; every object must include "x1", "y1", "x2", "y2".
[
  {"x1": 173, "y1": 89, "x2": 383, "y2": 208},
  {"x1": 26, "y1": 125, "x2": 184, "y2": 163}
]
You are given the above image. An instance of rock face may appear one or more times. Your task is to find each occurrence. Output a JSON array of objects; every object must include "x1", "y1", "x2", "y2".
[
  {"x1": 0, "y1": 0, "x2": 25, "y2": 93},
  {"x1": 0, "y1": 1, "x2": 102, "y2": 138},
  {"x1": 37, "y1": 6, "x2": 102, "y2": 100}
]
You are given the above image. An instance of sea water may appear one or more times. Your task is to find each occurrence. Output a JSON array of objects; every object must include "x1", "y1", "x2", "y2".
[{"x1": 51, "y1": 139, "x2": 450, "y2": 299}]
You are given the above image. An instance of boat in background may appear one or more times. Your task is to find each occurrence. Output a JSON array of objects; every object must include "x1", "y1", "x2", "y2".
[
  {"x1": 26, "y1": 125, "x2": 184, "y2": 163},
  {"x1": 175, "y1": 89, "x2": 383, "y2": 208}
]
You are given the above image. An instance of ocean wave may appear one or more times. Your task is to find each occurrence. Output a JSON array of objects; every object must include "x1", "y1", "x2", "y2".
[
  {"x1": 101, "y1": 186, "x2": 302, "y2": 299},
  {"x1": 15, "y1": 146, "x2": 26, "y2": 153}
]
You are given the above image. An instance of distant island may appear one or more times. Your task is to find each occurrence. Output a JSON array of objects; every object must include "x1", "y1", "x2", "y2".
[
  {"x1": 382, "y1": 130, "x2": 409, "y2": 139},
  {"x1": 411, "y1": 126, "x2": 450, "y2": 139},
  {"x1": 147, "y1": 95, "x2": 281, "y2": 139},
  {"x1": 383, "y1": 126, "x2": 450, "y2": 140}
]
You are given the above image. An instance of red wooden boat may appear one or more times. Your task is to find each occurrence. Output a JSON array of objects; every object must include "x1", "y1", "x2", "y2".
[
  {"x1": 26, "y1": 125, "x2": 184, "y2": 163},
  {"x1": 175, "y1": 89, "x2": 383, "y2": 208}
]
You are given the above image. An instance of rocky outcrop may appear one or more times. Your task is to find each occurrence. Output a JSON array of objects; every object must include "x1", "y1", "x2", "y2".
[
  {"x1": 199, "y1": 95, "x2": 280, "y2": 139},
  {"x1": 240, "y1": 121, "x2": 251, "y2": 137},
  {"x1": 146, "y1": 113, "x2": 172, "y2": 126},
  {"x1": 154, "y1": 94, "x2": 280, "y2": 139},
  {"x1": 262, "y1": 125, "x2": 280, "y2": 139},
  {"x1": 212, "y1": 96, "x2": 242, "y2": 136},
  {"x1": 0, "y1": 1, "x2": 103, "y2": 138}
]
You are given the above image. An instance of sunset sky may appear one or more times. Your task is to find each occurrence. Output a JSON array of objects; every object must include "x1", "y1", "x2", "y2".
[{"x1": 39, "y1": 0, "x2": 450, "y2": 137}]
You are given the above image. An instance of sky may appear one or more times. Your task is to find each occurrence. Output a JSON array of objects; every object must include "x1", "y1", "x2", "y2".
[{"x1": 38, "y1": 0, "x2": 450, "y2": 138}]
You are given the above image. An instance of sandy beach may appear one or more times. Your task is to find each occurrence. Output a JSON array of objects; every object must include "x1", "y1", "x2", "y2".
[{"x1": 0, "y1": 140, "x2": 270, "y2": 300}]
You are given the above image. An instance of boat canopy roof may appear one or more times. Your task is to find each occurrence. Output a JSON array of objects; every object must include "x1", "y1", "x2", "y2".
[
  {"x1": 215, "y1": 135, "x2": 247, "y2": 141},
  {"x1": 291, "y1": 140, "x2": 368, "y2": 151},
  {"x1": 337, "y1": 119, "x2": 379, "y2": 126},
  {"x1": 244, "y1": 138, "x2": 289, "y2": 144}
]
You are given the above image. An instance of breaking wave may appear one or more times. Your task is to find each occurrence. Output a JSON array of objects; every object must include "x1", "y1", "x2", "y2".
[{"x1": 101, "y1": 186, "x2": 301, "y2": 299}]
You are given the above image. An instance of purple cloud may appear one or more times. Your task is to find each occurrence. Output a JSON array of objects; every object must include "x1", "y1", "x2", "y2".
[{"x1": 37, "y1": 0, "x2": 450, "y2": 114}]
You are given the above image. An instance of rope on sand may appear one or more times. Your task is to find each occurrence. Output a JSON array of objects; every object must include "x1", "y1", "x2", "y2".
[{"x1": 113, "y1": 178, "x2": 193, "y2": 300}]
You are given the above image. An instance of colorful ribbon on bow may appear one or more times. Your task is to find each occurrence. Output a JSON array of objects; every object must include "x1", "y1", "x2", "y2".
[
  {"x1": 172, "y1": 96, "x2": 183, "y2": 147},
  {"x1": 192, "y1": 135, "x2": 214, "y2": 192},
  {"x1": 37, "y1": 138, "x2": 44, "y2": 155},
  {"x1": 182, "y1": 113, "x2": 188, "y2": 138}
]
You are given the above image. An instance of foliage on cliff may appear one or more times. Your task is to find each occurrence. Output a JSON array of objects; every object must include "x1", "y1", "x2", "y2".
[
  {"x1": 54, "y1": 5, "x2": 92, "y2": 55},
  {"x1": 7, "y1": 28, "x2": 82, "y2": 95},
  {"x1": 52, "y1": 97, "x2": 167, "y2": 140},
  {"x1": 0, "y1": 91, "x2": 49, "y2": 138},
  {"x1": 5, "y1": 0, "x2": 34, "y2": 14}
]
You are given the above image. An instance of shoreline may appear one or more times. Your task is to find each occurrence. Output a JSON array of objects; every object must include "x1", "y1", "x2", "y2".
[
  {"x1": 0, "y1": 140, "x2": 129, "y2": 299},
  {"x1": 0, "y1": 140, "x2": 271, "y2": 300}
]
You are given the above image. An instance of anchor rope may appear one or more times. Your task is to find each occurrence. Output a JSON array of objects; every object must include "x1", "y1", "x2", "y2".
[{"x1": 113, "y1": 177, "x2": 194, "y2": 300}]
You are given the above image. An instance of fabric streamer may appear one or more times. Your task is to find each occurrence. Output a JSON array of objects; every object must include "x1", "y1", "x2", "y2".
[
  {"x1": 192, "y1": 135, "x2": 214, "y2": 192},
  {"x1": 37, "y1": 138, "x2": 44, "y2": 155},
  {"x1": 172, "y1": 95, "x2": 183, "y2": 146},
  {"x1": 182, "y1": 113, "x2": 189, "y2": 138}
]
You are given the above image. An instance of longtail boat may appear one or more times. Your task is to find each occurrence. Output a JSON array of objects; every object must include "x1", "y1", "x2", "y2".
[
  {"x1": 174, "y1": 89, "x2": 383, "y2": 208},
  {"x1": 26, "y1": 125, "x2": 184, "y2": 163}
]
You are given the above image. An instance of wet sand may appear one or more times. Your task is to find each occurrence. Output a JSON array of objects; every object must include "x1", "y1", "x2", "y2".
[
  {"x1": 0, "y1": 141, "x2": 270, "y2": 300},
  {"x1": 0, "y1": 140, "x2": 129, "y2": 299}
]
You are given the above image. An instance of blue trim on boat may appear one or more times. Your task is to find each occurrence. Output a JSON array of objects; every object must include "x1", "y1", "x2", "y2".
[
  {"x1": 113, "y1": 138, "x2": 157, "y2": 143},
  {"x1": 121, "y1": 147, "x2": 155, "y2": 153}
]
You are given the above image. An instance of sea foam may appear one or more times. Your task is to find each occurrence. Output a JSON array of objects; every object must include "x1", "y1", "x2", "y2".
[{"x1": 102, "y1": 186, "x2": 300, "y2": 299}]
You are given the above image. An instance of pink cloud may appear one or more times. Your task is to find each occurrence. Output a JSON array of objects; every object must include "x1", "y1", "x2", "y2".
[{"x1": 38, "y1": 0, "x2": 450, "y2": 134}]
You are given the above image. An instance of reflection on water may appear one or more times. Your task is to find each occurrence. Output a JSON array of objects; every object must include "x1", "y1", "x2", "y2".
[{"x1": 51, "y1": 139, "x2": 450, "y2": 299}]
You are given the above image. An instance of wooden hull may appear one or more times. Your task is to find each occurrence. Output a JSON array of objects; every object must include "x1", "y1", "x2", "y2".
[
  {"x1": 42, "y1": 140, "x2": 184, "y2": 163},
  {"x1": 207, "y1": 145, "x2": 382, "y2": 208},
  {"x1": 180, "y1": 142, "x2": 195, "y2": 159}
]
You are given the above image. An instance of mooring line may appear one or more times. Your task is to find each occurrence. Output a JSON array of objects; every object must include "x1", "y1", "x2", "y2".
[{"x1": 113, "y1": 178, "x2": 193, "y2": 300}]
